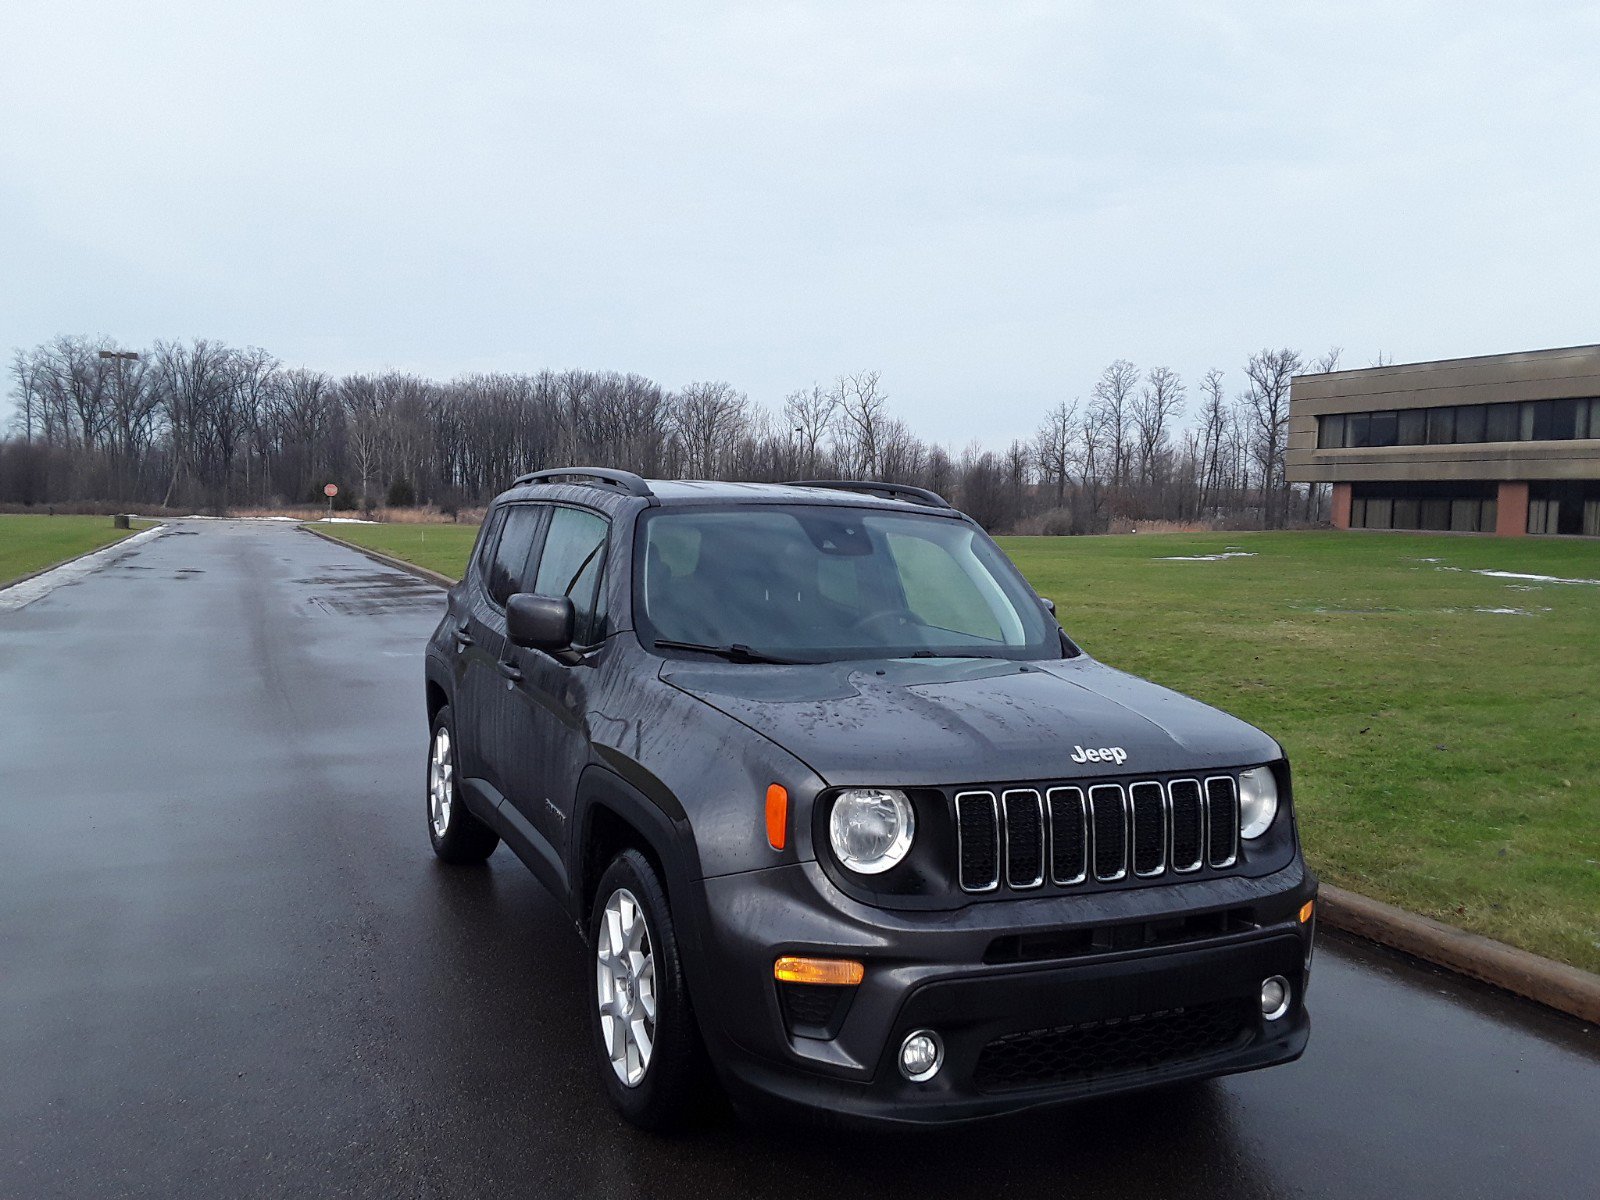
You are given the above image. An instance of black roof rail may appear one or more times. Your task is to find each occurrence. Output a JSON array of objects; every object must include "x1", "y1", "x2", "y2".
[
  {"x1": 513, "y1": 467, "x2": 655, "y2": 498},
  {"x1": 787, "y1": 479, "x2": 953, "y2": 509}
]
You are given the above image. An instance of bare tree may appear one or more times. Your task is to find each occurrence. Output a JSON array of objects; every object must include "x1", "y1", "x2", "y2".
[
  {"x1": 830, "y1": 370, "x2": 889, "y2": 478},
  {"x1": 670, "y1": 381, "x2": 750, "y2": 478},
  {"x1": 783, "y1": 384, "x2": 836, "y2": 478},
  {"x1": 1195, "y1": 369, "x2": 1228, "y2": 517},
  {"x1": 1242, "y1": 347, "x2": 1303, "y2": 528},
  {"x1": 1310, "y1": 346, "x2": 1343, "y2": 374},
  {"x1": 1033, "y1": 399, "x2": 1078, "y2": 506},
  {"x1": 8, "y1": 348, "x2": 42, "y2": 443},
  {"x1": 1090, "y1": 359, "x2": 1139, "y2": 487},
  {"x1": 1133, "y1": 366, "x2": 1186, "y2": 486}
]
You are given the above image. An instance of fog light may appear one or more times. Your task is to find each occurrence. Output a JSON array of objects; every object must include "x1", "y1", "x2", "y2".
[
  {"x1": 898, "y1": 1029, "x2": 944, "y2": 1082},
  {"x1": 1261, "y1": 975, "x2": 1291, "y2": 1021}
]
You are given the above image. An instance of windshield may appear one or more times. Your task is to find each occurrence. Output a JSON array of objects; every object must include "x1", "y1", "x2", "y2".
[{"x1": 635, "y1": 505, "x2": 1061, "y2": 662}]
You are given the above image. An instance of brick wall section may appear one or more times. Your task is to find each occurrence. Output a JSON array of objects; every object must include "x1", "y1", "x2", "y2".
[
  {"x1": 1331, "y1": 482, "x2": 1352, "y2": 529},
  {"x1": 1495, "y1": 481, "x2": 1529, "y2": 536}
]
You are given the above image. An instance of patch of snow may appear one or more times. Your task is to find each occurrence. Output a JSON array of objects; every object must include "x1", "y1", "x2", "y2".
[
  {"x1": 1474, "y1": 569, "x2": 1600, "y2": 586},
  {"x1": 318, "y1": 517, "x2": 379, "y2": 524},
  {"x1": 1156, "y1": 552, "x2": 1257, "y2": 561},
  {"x1": 1474, "y1": 607, "x2": 1548, "y2": 616}
]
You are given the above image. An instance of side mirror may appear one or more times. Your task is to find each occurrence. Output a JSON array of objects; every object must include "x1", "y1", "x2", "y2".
[
  {"x1": 1039, "y1": 597, "x2": 1057, "y2": 615},
  {"x1": 506, "y1": 593, "x2": 574, "y2": 651}
]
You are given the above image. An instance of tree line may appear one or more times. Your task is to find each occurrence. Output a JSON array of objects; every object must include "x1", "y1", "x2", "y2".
[{"x1": 1, "y1": 334, "x2": 1338, "y2": 531}]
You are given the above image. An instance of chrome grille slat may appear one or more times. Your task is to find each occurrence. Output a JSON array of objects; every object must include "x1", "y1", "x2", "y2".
[
  {"x1": 1001, "y1": 789, "x2": 1045, "y2": 889},
  {"x1": 1046, "y1": 786, "x2": 1088, "y2": 885},
  {"x1": 1088, "y1": 784, "x2": 1129, "y2": 882},
  {"x1": 1129, "y1": 781, "x2": 1166, "y2": 877},
  {"x1": 1168, "y1": 778, "x2": 1205, "y2": 873},
  {"x1": 955, "y1": 791, "x2": 1000, "y2": 892},
  {"x1": 1205, "y1": 776, "x2": 1240, "y2": 868}
]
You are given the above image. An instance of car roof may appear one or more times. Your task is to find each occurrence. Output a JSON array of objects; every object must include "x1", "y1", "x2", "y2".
[{"x1": 499, "y1": 475, "x2": 962, "y2": 517}]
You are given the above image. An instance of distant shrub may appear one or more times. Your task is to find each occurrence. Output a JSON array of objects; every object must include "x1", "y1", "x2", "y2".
[{"x1": 386, "y1": 477, "x2": 416, "y2": 507}]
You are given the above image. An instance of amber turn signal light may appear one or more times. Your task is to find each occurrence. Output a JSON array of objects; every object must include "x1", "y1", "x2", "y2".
[
  {"x1": 765, "y1": 784, "x2": 788, "y2": 850},
  {"x1": 774, "y1": 956, "x2": 864, "y2": 986},
  {"x1": 1299, "y1": 899, "x2": 1315, "y2": 924}
]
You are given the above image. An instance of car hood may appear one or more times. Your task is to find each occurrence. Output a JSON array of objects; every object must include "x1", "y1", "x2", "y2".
[{"x1": 659, "y1": 654, "x2": 1280, "y2": 788}]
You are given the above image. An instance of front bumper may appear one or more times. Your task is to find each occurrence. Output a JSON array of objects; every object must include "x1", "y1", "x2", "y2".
[{"x1": 692, "y1": 858, "x2": 1316, "y2": 1126}]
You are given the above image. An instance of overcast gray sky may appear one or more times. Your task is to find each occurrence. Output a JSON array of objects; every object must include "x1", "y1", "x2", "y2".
[{"x1": 3, "y1": 1, "x2": 1598, "y2": 447}]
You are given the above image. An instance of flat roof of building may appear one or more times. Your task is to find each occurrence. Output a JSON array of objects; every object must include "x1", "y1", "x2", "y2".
[{"x1": 1295, "y1": 342, "x2": 1600, "y2": 382}]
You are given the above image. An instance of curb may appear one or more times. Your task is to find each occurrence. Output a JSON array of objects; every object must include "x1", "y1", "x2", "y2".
[
  {"x1": 0, "y1": 520, "x2": 160, "y2": 595},
  {"x1": 302, "y1": 521, "x2": 1600, "y2": 1029},
  {"x1": 1, "y1": 522, "x2": 166, "y2": 609},
  {"x1": 300, "y1": 524, "x2": 460, "y2": 588},
  {"x1": 1318, "y1": 884, "x2": 1600, "y2": 1026}
]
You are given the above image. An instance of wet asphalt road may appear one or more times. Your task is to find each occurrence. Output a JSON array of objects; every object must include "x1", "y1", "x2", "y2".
[{"x1": 1, "y1": 519, "x2": 1597, "y2": 1199}]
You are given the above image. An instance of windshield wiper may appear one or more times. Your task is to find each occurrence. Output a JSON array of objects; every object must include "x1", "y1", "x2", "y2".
[
  {"x1": 905, "y1": 649, "x2": 1003, "y2": 659},
  {"x1": 651, "y1": 639, "x2": 805, "y2": 665}
]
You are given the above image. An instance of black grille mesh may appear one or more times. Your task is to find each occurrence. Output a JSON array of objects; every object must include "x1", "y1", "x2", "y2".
[
  {"x1": 974, "y1": 1000, "x2": 1254, "y2": 1092},
  {"x1": 1090, "y1": 787, "x2": 1127, "y2": 880},
  {"x1": 1169, "y1": 779, "x2": 1203, "y2": 870},
  {"x1": 1047, "y1": 788, "x2": 1086, "y2": 883},
  {"x1": 1206, "y1": 777, "x2": 1240, "y2": 866},
  {"x1": 957, "y1": 794, "x2": 999, "y2": 890},
  {"x1": 1130, "y1": 782, "x2": 1164, "y2": 875},
  {"x1": 1003, "y1": 792, "x2": 1044, "y2": 887}
]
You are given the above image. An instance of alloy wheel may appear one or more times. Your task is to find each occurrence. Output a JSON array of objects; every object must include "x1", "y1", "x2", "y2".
[
  {"x1": 429, "y1": 726, "x2": 453, "y2": 838},
  {"x1": 596, "y1": 887, "x2": 657, "y2": 1087}
]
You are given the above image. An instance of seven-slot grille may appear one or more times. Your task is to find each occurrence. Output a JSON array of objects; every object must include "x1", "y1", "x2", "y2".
[{"x1": 956, "y1": 776, "x2": 1241, "y2": 895}]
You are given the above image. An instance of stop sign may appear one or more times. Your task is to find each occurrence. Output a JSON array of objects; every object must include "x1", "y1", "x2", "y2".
[{"x1": 323, "y1": 483, "x2": 338, "y2": 498}]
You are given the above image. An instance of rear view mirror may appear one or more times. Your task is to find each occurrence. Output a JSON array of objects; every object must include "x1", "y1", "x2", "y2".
[
  {"x1": 507, "y1": 593, "x2": 574, "y2": 651},
  {"x1": 1039, "y1": 597, "x2": 1057, "y2": 614}
]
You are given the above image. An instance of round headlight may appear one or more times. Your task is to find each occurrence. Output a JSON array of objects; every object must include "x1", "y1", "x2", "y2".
[
  {"x1": 1239, "y1": 766, "x2": 1279, "y2": 839},
  {"x1": 829, "y1": 788, "x2": 915, "y2": 874}
]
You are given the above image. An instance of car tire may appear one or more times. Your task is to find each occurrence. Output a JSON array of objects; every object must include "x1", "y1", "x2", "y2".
[
  {"x1": 427, "y1": 705, "x2": 499, "y2": 864},
  {"x1": 589, "y1": 848, "x2": 710, "y2": 1130}
]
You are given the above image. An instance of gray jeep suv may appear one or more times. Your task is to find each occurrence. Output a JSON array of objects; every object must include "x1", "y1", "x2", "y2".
[{"x1": 423, "y1": 468, "x2": 1315, "y2": 1129}]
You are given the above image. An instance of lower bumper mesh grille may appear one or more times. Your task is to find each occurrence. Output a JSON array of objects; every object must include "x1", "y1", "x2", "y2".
[{"x1": 973, "y1": 1000, "x2": 1254, "y2": 1092}]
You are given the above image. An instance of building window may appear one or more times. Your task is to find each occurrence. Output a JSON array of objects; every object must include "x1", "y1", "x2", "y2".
[
  {"x1": 1486, "y1": 402, "x2": 1519, "y2": 442},
  {"x1": 1455, "y1": 404, "x2": 1487, "y2": 443},
  {"x1": 1397, "y1": 408, "x2": 1427, "y2": 444},
  {"x1": 1425, "y1": 407, "x2": 1456, "y2": 444},
  {"x1": 1318, "y1": 413, "x2": 1345, "y2": 448},
  {"x1": 1527, "y1": 481, "x2": 1600, "y2": 536},
  {"x1": 1348, "y1": 482, "x2": 1499, "y2": 533},
  {"x1": 1318, "y1": 397, "x2": 1600, "y2": 449},
  {"x1": 1347, "y1": 413, "x2": 1371, "y2": 447}
]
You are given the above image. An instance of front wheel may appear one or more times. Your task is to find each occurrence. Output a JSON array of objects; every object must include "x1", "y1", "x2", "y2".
[
  {"x1": 426, "y1": 705, "x2": 499, "y2": 864},
  {"x1": 589, "y1": 849, "x2": 710, "y2": 1129}
]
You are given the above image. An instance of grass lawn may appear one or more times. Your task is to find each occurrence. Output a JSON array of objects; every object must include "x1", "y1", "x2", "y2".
[
  {"x1": 318, "y1": 520, "x2": 1600, "y2": 971},
  {"x1": 0, "y1": 515, "x2": 146, "y2": 588},
  {"x1": 308, "y1": 521, "x2": 481, "y2": 579}
]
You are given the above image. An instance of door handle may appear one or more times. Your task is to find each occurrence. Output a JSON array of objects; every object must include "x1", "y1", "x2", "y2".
[
  {"x1": 497, "y1": 659, "x2": 523, "y2": 682},
  {"x1": 453, "y1": 624, "x2": 473, "y2": 648}
]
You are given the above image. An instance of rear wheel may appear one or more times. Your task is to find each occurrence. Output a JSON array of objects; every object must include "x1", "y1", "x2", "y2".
[
  {"x1": 427, "y1": 705, "x2": 499, "y2": 863},
  {"x1": 589, "y1": 849, "x2": 710, "y2": 1129}
]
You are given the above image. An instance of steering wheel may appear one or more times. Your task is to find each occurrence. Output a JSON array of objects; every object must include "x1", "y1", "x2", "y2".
[{"x1": 845, "y1": 607, "x2": 925, "y2": 639}]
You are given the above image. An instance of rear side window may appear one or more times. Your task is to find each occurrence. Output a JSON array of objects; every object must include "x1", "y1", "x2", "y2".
[
  {"x1": 473, "y1": 508, "x2": 507, "y2": 578},
  {"x1": 486, "y1": 506, "x2": 542, "y2": 607},
  {"x1": 533, "y1": 507, "x2": 609, "y2": 644}
]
